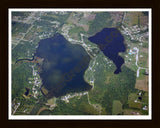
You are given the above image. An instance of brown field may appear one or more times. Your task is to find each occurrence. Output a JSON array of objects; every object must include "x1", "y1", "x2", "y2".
[
  {"x1": 138, "y1": 48, "x2": 149, "y2": 68},
  {"x1": 41, "y1": 86, "x2": 49, "y2": 95},
  {"x1": 141, "y1": 48, "x2": 148, "y2": 53},
  {"x1": 125, "y1": 12, "x2": 144, "y2": 26},
  {"x1": 142, "y1": 48, "x2": 149, "y2": 67},
  {"x1": 135, "y1": 76, "x2": 149, "y2": 91},
  {"x1": 140, "y1": 15, "x2": 149, "y2": 26},
  {"x1": 36, "y1": 107, "x2": 48, "y2": 115}
]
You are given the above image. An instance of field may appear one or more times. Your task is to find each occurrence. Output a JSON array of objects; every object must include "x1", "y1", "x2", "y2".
[
  {"x1": 41, "y1": 86, "x2": 49, "y2": 95},
  {"x1": 37, "y1": 106, "x2": 48, "y2": 115},
  {"x1": 67, "y1": 12, "x2": 90, "y2": 32},
  {"x1": 135, "y1": 76, "x2": 149, "y2": 91},
  {"x1": 112, "y1": 100, "x2": 123, "y2": 115},
  {"x1": 128, "y1": 93, "x2": 142, "y2": 109},
  {"x1": 47, "y1": 97, "x2": 56, "y2": 105}
]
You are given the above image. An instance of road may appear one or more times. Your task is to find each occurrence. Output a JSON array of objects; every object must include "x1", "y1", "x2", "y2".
[
  {"x1": 122, "y1": 12, "x2": 126, "y2": 24},
  {"x1": 135, "y1": 47, "x2": 147, "y2": 77},
  {"x1": 87, "y1": 92, "x2": 102, "y2": 115},
  {"x1": 12, "y1": 12, "x2": 41, "y2": 49}
]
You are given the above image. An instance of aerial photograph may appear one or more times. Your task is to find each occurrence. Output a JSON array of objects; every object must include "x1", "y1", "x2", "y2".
[{"x1": 9, "y1": 9, "x2": 151, "y2": 119}]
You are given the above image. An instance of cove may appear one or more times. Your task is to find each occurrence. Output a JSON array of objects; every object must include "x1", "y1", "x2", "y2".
[
  {"x1": 35, "y1": 33, "x2": 92, "y2": 98},
  {"x1": 88, "y1": 28, "x2": 126, "y2": 74}
]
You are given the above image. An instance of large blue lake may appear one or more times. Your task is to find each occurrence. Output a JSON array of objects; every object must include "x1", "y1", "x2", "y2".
[
  {"x1": 88, "y1": 28, "x2": 126, "y2": 74},
  {"x1": 35, "y1": 33, "x2": 92, "y2": 98}
]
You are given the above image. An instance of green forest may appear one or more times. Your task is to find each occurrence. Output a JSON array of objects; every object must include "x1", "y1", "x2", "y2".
[
  {"x1": 12, "y1": 22, "x2": 31, "y2": 36},
  {"x1": 12, "y1": 41, "x2": 36, "y2": 62},
  {"x1": 12, "y1": 62, "x2": 32, "y2": 100},
  {"x1": 52, "y1": 95, "x2": 99, "y2": 115},
  {"x1": 88, "y1": 12, "x2": 113, "y2": 35},
  {"x1": 89, "y1": 64, "x2": 136, "y2": 114}
]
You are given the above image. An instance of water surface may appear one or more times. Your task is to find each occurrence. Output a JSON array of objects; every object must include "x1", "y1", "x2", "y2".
[
  {"x1": 36, "y1": 33, "x2": 92, "y2": 98},
  {"x1": 88, "y1": 28, "x2": 126, "y2": 74}
]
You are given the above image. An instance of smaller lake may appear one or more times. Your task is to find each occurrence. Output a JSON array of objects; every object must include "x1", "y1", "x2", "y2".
[
  {"x1": 35, "y1": 33, "x2": 92, "y2": 98},
  {"x1": 24, "y1": 88, "x2": 29, "y2": 96},
  {"x1": 88, "y1": 28, "x2": 126, "y2": 74}
]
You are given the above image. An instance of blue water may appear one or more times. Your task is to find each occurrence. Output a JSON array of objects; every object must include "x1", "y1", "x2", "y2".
[
  {"x1": 88, "y1": 28, "x2": 126, "y2": 74},
  {"x1": 35, "y1": 33, "x2": 92, "y2": 98}
]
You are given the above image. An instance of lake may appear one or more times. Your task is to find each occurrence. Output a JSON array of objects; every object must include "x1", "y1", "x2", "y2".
[
  {"x1": 35, "y1": 33, "x2": 92, "y2": 98},
  {"x1": 88, "y1": 28, "x2": 126, "y2": 74}
]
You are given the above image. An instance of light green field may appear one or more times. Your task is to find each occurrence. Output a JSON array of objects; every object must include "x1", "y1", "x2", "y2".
[{"x1": 112, "y1": 100, "x2": 123, "y2": 115}]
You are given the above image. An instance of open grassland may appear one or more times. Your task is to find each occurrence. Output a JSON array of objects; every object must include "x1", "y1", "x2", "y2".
[
  {"x1": 47, "y1": 97, "x2": 56, "y2": 105},
  {"x1": 112, "y1": 100, "x2": 123, "y2": 115},
  {"x1": 128, "y1": 93, "x2": 142, "y2": 109}
]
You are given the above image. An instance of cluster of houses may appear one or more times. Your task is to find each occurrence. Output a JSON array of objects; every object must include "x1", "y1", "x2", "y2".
[
  {"x1": 128, "y1": 47, "x2": 138, "y2": 55},
  {"x1": 121, "y1": 25, "x2": 148, "y2": 42},
  {"x1": 125, "y1": 47, "x2": 138, "y2": 63},
  {"x1": 43, "y1": 11, "x2": 68, "y2": 15},
  {"x1": 29, "y1": 65, "x2": 42, "y2": 98},
  {"x1": 61, "y1": 92, "x2": 88, "y2": 103},
  {"x1": 38, "y1": 31, "x2": 54, "y2": 39}
]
